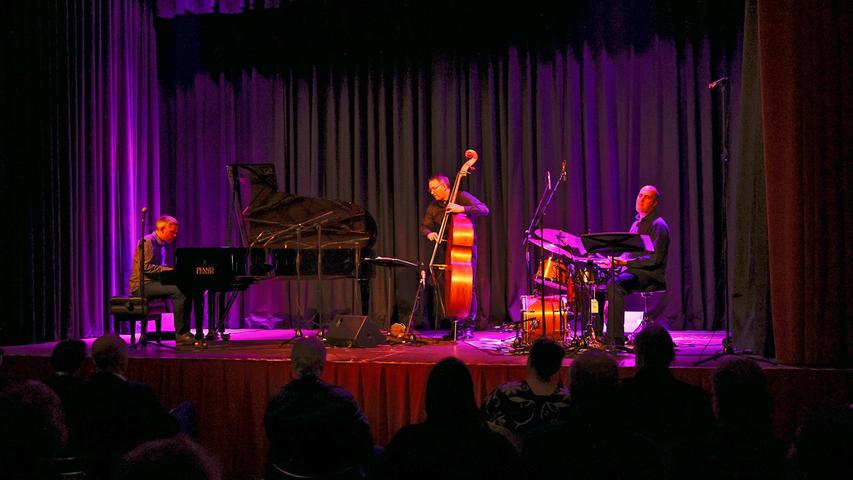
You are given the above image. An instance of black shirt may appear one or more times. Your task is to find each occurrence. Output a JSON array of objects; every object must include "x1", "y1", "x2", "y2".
[
  {"x1": 625, "y1": 209, "x2": 670, "y2": 286},
  {"x1": 420, "y1": 191, "x2": 489, "y2": 241}
]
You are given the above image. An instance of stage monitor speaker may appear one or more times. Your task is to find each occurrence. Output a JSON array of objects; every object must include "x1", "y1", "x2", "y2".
[{"x1": 325, "y1": 315, "x2": 384, "y2": 348}]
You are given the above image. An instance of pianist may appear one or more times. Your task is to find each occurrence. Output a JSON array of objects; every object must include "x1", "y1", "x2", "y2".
[{"x1": 129, "y1": 215, "x2": 196, "y2": 346}]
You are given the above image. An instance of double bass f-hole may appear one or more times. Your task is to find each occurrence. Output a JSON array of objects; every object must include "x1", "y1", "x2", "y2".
[{"x1": 429, "y1": 149, "x2": 479, "y2": 319}]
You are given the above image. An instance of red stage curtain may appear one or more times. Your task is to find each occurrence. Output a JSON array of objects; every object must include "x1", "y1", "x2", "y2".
[{"x1": 757, "y1": 0, "x2": 852, "y2": 366}]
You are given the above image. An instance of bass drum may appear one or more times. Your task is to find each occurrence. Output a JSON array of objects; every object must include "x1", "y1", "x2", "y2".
[{"x1": 520, "y1": 294, "x2": 569, "y2": 342}]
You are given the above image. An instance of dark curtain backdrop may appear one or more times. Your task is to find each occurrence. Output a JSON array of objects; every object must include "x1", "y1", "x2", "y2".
[
  {"x1": 0, "y1": 0, "x2": 161, "y2": 343},
  {"x1": 153, "y1": 1, "x2": 748, "y2": 342},
  {"x1": 757, "y1": 0, "x2": 852, "y2": 366}
]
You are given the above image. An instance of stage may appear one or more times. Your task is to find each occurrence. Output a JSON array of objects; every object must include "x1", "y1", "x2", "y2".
[{"x1": 2, "y1": 328, "x2": 851, "y2": 479}]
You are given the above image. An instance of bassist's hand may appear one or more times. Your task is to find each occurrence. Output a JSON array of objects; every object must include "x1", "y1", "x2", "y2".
[
  {"x1": 445, "y1": 202, "x2": 465, "y2": 214},
  {"x1": 427, "y1": 232, "x2": 439, "y2": 242}
]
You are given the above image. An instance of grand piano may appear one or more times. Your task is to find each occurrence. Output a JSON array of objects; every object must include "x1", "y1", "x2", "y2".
[{"x1": 163, "y1": 163, "x2": 377, "y2": 340}]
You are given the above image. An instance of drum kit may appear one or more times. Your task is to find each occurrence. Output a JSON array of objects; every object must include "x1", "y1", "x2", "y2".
[{"x1": 517, "y1": 227, "x2": 611, "y2": 351}]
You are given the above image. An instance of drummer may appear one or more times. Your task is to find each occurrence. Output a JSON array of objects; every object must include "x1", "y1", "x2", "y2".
[{"x1": 601, "y1": 185, "x2": 670, "y2": 347}]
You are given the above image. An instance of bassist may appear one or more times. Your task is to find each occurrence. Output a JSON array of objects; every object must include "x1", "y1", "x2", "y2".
[{"x1": 420, "y1": 173, "x2": 489, "y2": 339}]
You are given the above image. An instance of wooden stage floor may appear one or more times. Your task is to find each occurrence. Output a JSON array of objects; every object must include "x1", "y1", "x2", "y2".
[{"x1": 3, "y1": 328, "x2": 851, "y2": 479}]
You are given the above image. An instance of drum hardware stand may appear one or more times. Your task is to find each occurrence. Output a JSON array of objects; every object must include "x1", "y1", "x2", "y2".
[{"x1": 564, "y1": 261, "x2": 605, "y2": 354}]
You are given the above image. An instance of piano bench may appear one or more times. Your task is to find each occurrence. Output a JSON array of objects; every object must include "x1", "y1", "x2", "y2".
[{"x1": 108, "y1": 297, "x2": 170, "y2": 344}]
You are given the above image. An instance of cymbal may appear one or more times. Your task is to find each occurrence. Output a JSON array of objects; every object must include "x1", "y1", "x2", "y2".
[
  {"x1": 526, "y1": 235, "x2": 571, "y2": 258},
  {"x1": 531, "y1": 228, "x2": 589, "y2": 257},
  {"x1": 534, "y1": 276, "x2": 568, "y2": 291},
  {"x1": 363, "y1": 256, "x2": 419, "y2": 269},
  {"x1": 532, "y1": 228, "x2": 574, "y2": 246}
]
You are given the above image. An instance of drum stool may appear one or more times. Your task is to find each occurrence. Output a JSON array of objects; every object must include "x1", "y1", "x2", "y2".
[{"x1": 629, "y1": 287, "x2": 667, "y2": 341}]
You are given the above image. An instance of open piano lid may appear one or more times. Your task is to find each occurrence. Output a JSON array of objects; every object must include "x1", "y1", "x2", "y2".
[{"x1": 228, "y1": 164, "x2": 377, "y2": 250}]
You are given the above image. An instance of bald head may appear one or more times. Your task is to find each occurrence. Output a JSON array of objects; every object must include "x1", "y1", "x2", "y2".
[
  {"x1": 290, "y1": 336, "x2": 326, "y2": 378},
  {"x1": 92, "y1": 334, "x2": 128, "y2": 374},
  {"x1": 635, "y1": 185, "x2": 660, "y2": 217}
]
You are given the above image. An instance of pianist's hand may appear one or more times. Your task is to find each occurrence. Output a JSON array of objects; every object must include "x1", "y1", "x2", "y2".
[
  {"x1": 160, "y1": 266, "x2": 174, "y2": 271},
  {"x1": 427, "y1": 232, "x2": 439, "y2": 242}
]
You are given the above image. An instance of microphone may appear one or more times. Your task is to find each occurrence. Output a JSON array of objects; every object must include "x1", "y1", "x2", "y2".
[
  {"x1": 547, "y1": 171, "x2": 552, "y2": 191},
  {"x1": 464, "y1": 149, "x2": 478, "y2": 161},
  {"x1": 708, "y1": 77, "x2": 729, "y2": 90}
]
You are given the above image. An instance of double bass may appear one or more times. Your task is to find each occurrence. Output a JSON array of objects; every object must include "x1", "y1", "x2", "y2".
[{"x1": 429, "y1": 149, "x2": 479, "y2": 319}]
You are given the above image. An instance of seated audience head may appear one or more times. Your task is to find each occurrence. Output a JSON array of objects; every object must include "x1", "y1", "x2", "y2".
[
  {"x1": 425, "y1": 357, "x2": 478, "y2": 427},
  {"x1": 51, "y1": 338, "x2": 87, "y2": 375},
  {"x1": 113, "y1": 435, "x2": 221, "y2": 480},
  {"x1": 712, "y1": 357, "x2": 771, "y2": 431},
  {"x1": 290, "y1": 336, "x2": 326, "y2": 379},
  {"x1": 527, "y1": 337, "x2": 565, "y2": 382},
  {"x1": 633, "y1": 323, "x2": 675, "y2": 370},
  {"x1": 92, "y1": 334, "x2": 129, "y2": 374},
  {"x1": 569, "y1": 350, "x2": 619, "y2": 410},
  {"x1": 0, "y1": 380, "x2": 67, "y2": 478},
  {"x1": 788, "y1": 405, "x2": 853, "y2": 479}
]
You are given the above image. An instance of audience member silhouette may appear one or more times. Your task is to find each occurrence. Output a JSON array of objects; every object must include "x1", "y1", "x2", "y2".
[
  {"x1": 522, "y1": 350, "x2": 664, "y2": 480},
  {"x1": 264, "y1": 336, "x2": 374, "y2": 479},
  {"x1": 620, "y1": 324, "x2": 715, "y2": 477},
  {"x1": 45, "y1": 338, "x2": 88, "y2": 457},
  {"x1": 0, "y1": 346, "x2": 22, "y2": 389},
  {"x1": 381, "y1": 356, "x2": 524, "y2": 480},
  {"x1": 112, "y1": 435, "x2": 221, "y2": 480},
  {"x1": 81, "y1": 334, "x2": 178, "y2": 479},
  {"x1": 0, "y1": 379, "x2": 67, "y2": 479},
  {"x1": 481, "y1": 337, "x2": 570, "y2": 449},
  {"x1": 786, "y1": 405, "x2": 853, "y2": 479},
  {"x1": 709, "y1": 357, "x2": 785, "y2": 480}
]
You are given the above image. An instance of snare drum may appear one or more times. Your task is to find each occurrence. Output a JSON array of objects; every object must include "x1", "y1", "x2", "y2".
[
  {"x1": 520, "y1": 294, "x2": 569, "y2": 341},
  {"x1": 535, "y1": 257, "x2": 573, "y2": 293}
]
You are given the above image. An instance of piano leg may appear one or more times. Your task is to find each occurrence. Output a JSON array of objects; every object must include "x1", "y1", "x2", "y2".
[
  {"x1": 205, "y1": 293, "x2": 216, "y2": 342},
  {"x1": 217, "y1": 292, "x2": 231, "y2": 341},
  {"x1": 192, "y1": 294, "x2": 205, "y2": 346},
  {"x1": 359, "y1": 275, "x2": 370, "y2": 316}
]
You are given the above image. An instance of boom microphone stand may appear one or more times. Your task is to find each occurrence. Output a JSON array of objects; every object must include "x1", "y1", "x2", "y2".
[
  {"x1": 696, "y1": 77, "x2": 774, "y2": 366},
  {"x1": 519, "y1": 163, "x2": 566, "y2": 348}
]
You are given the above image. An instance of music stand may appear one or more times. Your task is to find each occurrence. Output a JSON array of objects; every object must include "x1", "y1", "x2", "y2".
[
  {"x1": 581, "y1": 232, "x2": 653, "y2": 258},
  {"x1": 363, "y1": 256, "x2": 417, "y2": 329},
  {"x1": 581, "y1": 233, "x2": 653, "y2": 352}
]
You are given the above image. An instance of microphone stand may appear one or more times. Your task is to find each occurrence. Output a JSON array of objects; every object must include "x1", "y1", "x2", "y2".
[
  {"x1": 397, "y1": 268, "x2": 428, "y2": 345},
  {"x1": 133, "y1": 208, "x2": 149, "y2": 347},
  {"x1": 519, "y1": 168, "x2": 565, "y2": 348},
  {"x1": 696, "y1": 78, "x2": 775, "y2": 366}
]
